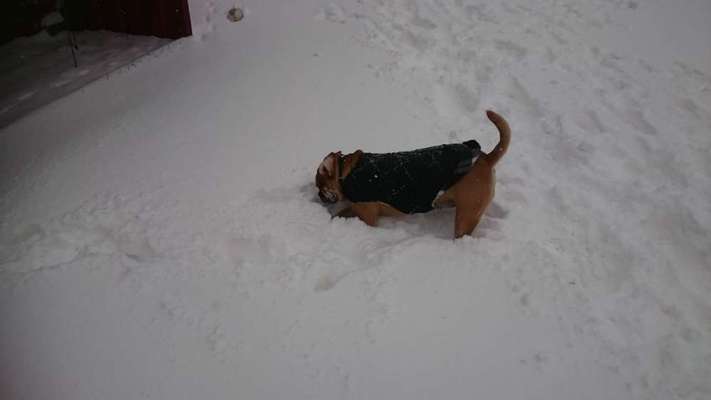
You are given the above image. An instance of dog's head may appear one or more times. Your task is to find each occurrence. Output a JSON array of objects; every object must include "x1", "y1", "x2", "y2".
[{"x1": 315, "y1": 151, "x2": 344, "y2": 204}]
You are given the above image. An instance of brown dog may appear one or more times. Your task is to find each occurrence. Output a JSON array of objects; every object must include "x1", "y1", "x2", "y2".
[{"x1": 315, "y1": 110, "x2": 510, "y2": 238}]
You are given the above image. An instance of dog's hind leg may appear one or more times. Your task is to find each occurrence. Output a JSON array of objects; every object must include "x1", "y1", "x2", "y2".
[
  {"x1": 451, "y1": 167, "x2": 494, "y2": 238},
  {"x1": 454, "y1": 207, "x2": 482, "y2": 238}
]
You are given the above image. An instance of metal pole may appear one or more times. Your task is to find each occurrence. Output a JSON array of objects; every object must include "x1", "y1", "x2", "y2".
[{"x1": 68, "y1": 31, "x2": 78, "y2": 68}]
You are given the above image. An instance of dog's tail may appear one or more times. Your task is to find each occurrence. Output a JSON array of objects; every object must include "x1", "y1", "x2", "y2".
[{"x1": 480, "y1": 110, "x2": 510, "y2": 166}]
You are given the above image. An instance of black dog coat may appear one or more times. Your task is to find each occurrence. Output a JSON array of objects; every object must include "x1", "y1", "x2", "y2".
[{"x1": 341, "y1": 140, "x2": 481, "y2": 214}]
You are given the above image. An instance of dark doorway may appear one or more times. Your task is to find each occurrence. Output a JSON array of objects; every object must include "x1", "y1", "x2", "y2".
[
  {"x1": 87, "y1": 0, "x2": 192, "y2": 39},
  {"x1": 2, "y1": 1, "x2": 192, "y2": 45},
  {"x1": 0, "y1": 1, "x2": 192, "y2": 128}
]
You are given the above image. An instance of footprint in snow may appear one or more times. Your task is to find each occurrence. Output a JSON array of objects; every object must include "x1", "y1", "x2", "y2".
[{"x1": 315, "y1": 3, "x2": 347, "y2": 24}]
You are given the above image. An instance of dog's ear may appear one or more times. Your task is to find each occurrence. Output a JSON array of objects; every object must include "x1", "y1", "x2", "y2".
[
  {"x1": 317, "y1": 162, "x2": 331, "y2": 178},
  {"x1": 318, "y1": 152, "x2": 339, "y2": 178}
]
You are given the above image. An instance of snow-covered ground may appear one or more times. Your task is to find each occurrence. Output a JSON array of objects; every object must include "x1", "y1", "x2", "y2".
[
  {"x1": 0, "y1": 30, "x2": 170, "y2": 128},
  {"x1": 1, "y1": 0, "x2": 710, "y2": 399}
]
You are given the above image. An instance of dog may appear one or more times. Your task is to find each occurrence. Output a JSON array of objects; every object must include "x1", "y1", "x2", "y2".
[{"x1": 315, "y1": 110, "x2": 510, "y2": 238}]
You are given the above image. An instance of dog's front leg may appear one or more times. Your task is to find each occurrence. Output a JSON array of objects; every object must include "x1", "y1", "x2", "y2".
[{"x1": 336, "y1": 202, "x2": 382, "y2": 226}]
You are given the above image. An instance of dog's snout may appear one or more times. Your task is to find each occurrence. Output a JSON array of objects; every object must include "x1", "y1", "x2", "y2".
[{"x1": 318, "y1": 190, "x2": 336, "y2": 203}]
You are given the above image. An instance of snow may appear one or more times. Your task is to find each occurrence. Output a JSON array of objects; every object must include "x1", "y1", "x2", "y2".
[{"x1": 1, "y1": 0, "x2": 710, "y2": 399}]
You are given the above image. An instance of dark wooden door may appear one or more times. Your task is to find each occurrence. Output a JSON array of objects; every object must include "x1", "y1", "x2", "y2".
[{"x1": 88, "y1": 0, "x2": 192, "y2": 39}]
